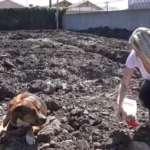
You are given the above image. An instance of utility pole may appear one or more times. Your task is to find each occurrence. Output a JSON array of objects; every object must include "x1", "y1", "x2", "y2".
[
  {"x1": 105, "y1": 2, "x2": 108, "y2": 11},
  {"x1": 56, "y1": 0, "x2": 59, "y2": 30},
  {"x1": 49, "y1": 0, "x2": 52, "y2": 7}
]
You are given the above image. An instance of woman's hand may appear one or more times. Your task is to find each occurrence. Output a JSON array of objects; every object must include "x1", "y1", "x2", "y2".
[
  {"x1": 116, "y1": 104, "x2": 123, "y2": 122},
  {"x1": 116, "y1": 103, "x2": 136, "y2": 122}
]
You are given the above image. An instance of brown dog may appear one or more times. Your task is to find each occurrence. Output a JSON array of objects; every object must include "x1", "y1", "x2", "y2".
[{"x1": 0, "y1": 91, "x2": 47, "y2": 145}]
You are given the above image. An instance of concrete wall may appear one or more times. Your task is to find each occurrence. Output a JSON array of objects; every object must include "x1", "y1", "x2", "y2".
[{"x1": 63, "y1": 9, "x2": 150, "y2": 31}]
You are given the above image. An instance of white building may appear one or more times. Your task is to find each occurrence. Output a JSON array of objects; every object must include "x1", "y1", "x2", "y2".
[{"x1": 128, "y1": 0, "x2": 150, "y2": 9}]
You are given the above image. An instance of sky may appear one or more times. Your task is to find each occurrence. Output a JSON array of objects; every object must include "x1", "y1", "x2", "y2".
[{"x1": 7, "y1": 0, "x2": 128, "y2": 10}]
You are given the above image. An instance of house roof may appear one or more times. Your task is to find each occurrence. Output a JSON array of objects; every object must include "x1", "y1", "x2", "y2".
[
  {"x1": 0, "y1": 0, "x2": 26, "y2": 7},
  {"x1": 68, "y1": 2, "x2": 83, "y2": 8},
  {"x1": 53, "y1": 0, "x2": 72, "y2": 7},
  {"x1": 68, "y1": 1, "x2": 102, "y2": 10}
]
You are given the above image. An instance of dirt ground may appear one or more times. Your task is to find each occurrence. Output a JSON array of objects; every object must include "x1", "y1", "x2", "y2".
[{"x1": 0, "y1": 29, "x2": 149, "y2": 150}]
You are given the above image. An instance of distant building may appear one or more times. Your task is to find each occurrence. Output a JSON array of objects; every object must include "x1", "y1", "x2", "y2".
[
  {"x1": 0, "y1": 0, "x2": 25, "y2": 9},
  {"x1": 67, "y1": 0, "x2": 102, "y2": 14},
  {"x1": 128, "y1": 0, "x2": 150, "y2": 9},
  {"x1": 53, "y1": 0, "x2": 72, "y2": 8}
]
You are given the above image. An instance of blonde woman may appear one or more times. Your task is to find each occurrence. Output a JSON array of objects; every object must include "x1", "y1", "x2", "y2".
[{"x1": 117, "y1": 27, "x2": 150, "y2": 122}]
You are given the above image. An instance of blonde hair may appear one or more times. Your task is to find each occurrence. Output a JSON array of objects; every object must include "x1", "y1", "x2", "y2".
[{"x1": 129, "y1": 27, "x2": 150, "y2": 64}]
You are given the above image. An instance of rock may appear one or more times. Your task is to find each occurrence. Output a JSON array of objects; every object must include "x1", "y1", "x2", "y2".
[
  {"x1": 61, "y1": 140, "x2": 74, "y2": 149},
  {"x1": 60, "y1": 116, "x2": 67, "y2": 123},
  {"x1": 39, "y1": 143, "x2": 50, "y2": 149},
  {"x1": 62, "y1": 106, "x2": 67, "y2": 110},
  {"x1": 106, "y1": 138, "x2": 113, "y2": 145},
  {"x1": 45, "y1": 100, "x2": 61, "y2": 112},
  {"x1": 55, "y1": 82, "x2": 63, "y2": 91},
  {"x1": 64, "y1": 124, "x2": 74, "y2": 133},
  {"x1": 0, "y1": 54, "x2": 10, "y2": 59},
  {"x1": 62, "y1": 83, "x2": 67, "y2": 89},
  {"x1": 28, "y1": 80, "x2": 57, "y2": 94},
  {"x1": 83, "y1": 110, "x2": 89, "y2": 115},
  {"x1": 128, "y1": 141, "x2": 150, "y2": 150},
  {"x1": 92, "y1": 135, "x2": 100, "y2": 142},
  {"x1": 79, "y1": 118, "x2": 90, "y2": 127},
  {"x1": 0, "y1": 66, "x2": 4, "y2": 72},
  {"x1": 94, "y1": 142, "x2": 101, "y2": 148},
  {"x1": 71, "y1": 107, "x2": 82, "y2": 116},
  {"x1": 64, "y1": 85, "x2": 73, "y2": 93},
  {"x1": 92, "y1": 129, "x2": 100, "y2": 136},
  {"x1": 105, "y1": 138, "x2": 114, "y2": 149},
  {"x1": 68, "y1": 117, "x2": 80, "y2": 130},
  {"x1": 60, "y1": 69, "x2": 67, "y2": 77},
  {"x1": 46, "y1": 116, "x2": 56, "y2": 123},
  {"x1": 16, "y1": 58, "x2": 24, "y2": 64},
  {"x1": 101, "y1": 111, "x2": 109, "y2": 116},
  {"x1": 62, "y1": 129, "x2": 68, "y2": 134},
  {"x1": 0, "y1": 86, "x2": 15, "y2": 99},
  {"x1": 89, "y1": 113, "x2": 96, "y2": 119},
  {"x1": 37, "y1": 131, "x2": 50, "y2": 143},
  {"x1": 98, "y1": 122, "x2": 109, "y2": 130},
  {"x1": 50, "y1": 118, "x2": 61, "y2": 128},
  {"x1": 77, "y1": 139, "x2": 90, "y2": 150},
  {"x1": 50, "y1": 140, "x2": 59, "y2": 148},
  {"x1": 28, "y1": 80, "x2": 43, "y2": 93},
  {"x1": 3, "y1": 59, "x2": 15, "y2": 68},
  {"x1": 38, "y1": 118, "x2": 61, "y2": 142},
  {"x1": 42, "y1": 82, "x2": 55, "y2": 94}
]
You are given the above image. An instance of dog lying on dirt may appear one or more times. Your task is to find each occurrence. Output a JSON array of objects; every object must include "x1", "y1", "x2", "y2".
[{"x1": 0, "y1": 91, "x2": 47, "y2": 145}]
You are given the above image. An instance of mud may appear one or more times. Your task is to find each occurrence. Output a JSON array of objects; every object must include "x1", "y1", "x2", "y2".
[{"x1": 0, "y1": 29, "x2": 149, "y2": 150}]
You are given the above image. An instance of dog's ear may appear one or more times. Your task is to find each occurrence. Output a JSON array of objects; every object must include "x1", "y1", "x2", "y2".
[
  {"x1": 13, "y1": 105, "x2": 32, "y2": 114},
  {"x1": 11, "y1": 105, "x2": 33, "y2": 125}
]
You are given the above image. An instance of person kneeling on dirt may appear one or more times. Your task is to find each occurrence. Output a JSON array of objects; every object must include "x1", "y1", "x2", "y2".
[{"x1": 117, "y1": 27, "x2": 150, "y2": 123}]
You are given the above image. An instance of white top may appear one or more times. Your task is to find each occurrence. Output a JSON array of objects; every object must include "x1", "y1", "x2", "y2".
[{"x1": 126, "y1": 50, "x2": 150, "y2": 80}]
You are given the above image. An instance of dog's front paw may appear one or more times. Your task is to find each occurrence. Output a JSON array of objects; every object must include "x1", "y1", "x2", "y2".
[{"x1": 26, "y1": 135, "x2": 35, "y2": 145}]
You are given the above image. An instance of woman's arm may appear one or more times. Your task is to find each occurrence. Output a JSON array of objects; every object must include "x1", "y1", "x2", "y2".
[{"x1": 117, "y1": 67, "x2": 135, "y2": 107}]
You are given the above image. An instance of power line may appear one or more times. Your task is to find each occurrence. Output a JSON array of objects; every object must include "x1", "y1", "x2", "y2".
[{"x1": 94, "y1": 0, "x2": 125, "y2": 5}]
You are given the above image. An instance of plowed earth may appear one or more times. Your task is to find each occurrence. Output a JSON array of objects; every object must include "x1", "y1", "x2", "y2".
[{"x1": 0, "y1": 29, "x2": 149, "y2": 150}]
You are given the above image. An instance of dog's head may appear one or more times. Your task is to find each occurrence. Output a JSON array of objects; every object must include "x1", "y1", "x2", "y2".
[{"x1": 10, "y1": 102, "x2": 46, "y2": 127}]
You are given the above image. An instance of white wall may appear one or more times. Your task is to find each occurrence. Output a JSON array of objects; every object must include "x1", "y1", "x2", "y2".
[{"x1": 63, "y1": 9, "x2": 150, "y2": 31}]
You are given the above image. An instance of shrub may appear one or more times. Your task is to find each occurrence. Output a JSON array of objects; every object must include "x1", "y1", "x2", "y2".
[{"x1": 0, "y1": 7, "x2": 67, "y2": 30}]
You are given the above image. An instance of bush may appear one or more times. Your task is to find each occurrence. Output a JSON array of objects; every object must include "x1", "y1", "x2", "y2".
[{"x1": 0, "y1": 7, "x2": 67, "y2": 30}]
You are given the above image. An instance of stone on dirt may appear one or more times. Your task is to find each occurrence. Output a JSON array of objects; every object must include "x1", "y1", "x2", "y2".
[{"x1": 37, "y1": 118, "x2": 61, "y2": 142}]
